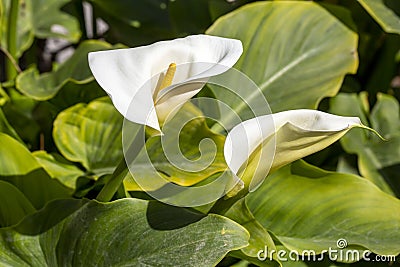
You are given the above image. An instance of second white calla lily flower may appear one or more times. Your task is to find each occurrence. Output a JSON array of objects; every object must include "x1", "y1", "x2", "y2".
[
  {"x1": 224, "y1": 109, "x2": 366, "y2": 190},
  {"x1": 88, "y1": 35, "x2": 243, "y2": 131}
]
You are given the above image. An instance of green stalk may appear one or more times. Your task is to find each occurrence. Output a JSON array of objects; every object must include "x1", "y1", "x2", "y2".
[
  {"x1": 96, "y1": 127, "x2": 145, "y2": 202},
  {"x1": 6, "y1": 0, "x2": 19, "y2": 80},
  {"x1": 209, "y1": 189, "x2": 247, "y2": 215},
  {"x1": 96, "y1": 158, "x2": 129, "y2": 202}
]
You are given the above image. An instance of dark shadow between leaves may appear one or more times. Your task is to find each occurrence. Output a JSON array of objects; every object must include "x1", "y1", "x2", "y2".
[
  {"x1": 146, "y1": 201, "x2": 205, "y2": 231},
  {"x1": 379, "y1": 163, "x2": 400, "y2": 198},
  {"x1": 13, "y1": 198, "x2": 88, "y2": 235},
  {"x1": 0, "y1": 168, "x2": 72, "y2": 210}
]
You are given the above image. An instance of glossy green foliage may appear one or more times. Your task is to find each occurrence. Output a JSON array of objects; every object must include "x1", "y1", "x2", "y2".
[
  {"x1": 53, "y1": 97, "x2": 123, "y2": 176},
  {"x1": 358, "y1": 0, "x2": 400, "y2": 34},
  {"x1": 16, "y1": 41, "x2": 112, "y2": 100},
  {"x1": 0, "y1": 199, "x2": 249, "y2": 266},
  {"x1": 0, "y1": 0, "x2": 399, "y2": 266},
  {"x1": 207, "y1": 1, "x2": 358, "y2": 113},
  {"x1": 247, "y1": 160, "x2": 400, "y2": 256},
  {"x1": 330, "y1": 93, "x2": 400, "y2": 197}
]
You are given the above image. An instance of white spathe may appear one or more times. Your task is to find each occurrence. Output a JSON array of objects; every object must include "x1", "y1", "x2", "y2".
[
  {"x1": 224, "y1": 109, "x2": 363, "y2": 189},
  {"x1": 88, "y1": 35, "x2": 243, "y2": 131}
]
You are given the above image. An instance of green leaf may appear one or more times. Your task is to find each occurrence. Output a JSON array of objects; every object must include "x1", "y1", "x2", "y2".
[
  {"x1": 247, "y1": 160, "x2": 400, "y2": 256},
  {"x1": 0, "y1": 132, "x2": 40, "y2": 176},
  {"x1": 363, "y1": 34, "x2": 400, "y2": 97},
  {"x1": 0, "y1": 181, "x2": 35, "y2": 228},
  {"x1": 0, "y1": 108, "x2": 22, "y2": 143},
  {"x1": 318, "y1": 3, "x2": 358, "y2": 33},
  {"x1": 0, "y1": 168, "x2": 72, "y2": 211},
  {"x1": 90, "y1": 0, "x2": 175, "y2": 46},
  {"x1": 2, "y1": 89, "x2": 40, "y2": 147},
  {"x1": 208, "y1": 0, "x2": 252, "y2": 21},
  {"x1": 16, "y1": 40, "x2": 112, "y2": 101},
  {"x1": 53, "y1": 97, "x2": 123, "y2": 175},
  {"x1": 358, "y1": 0, "x2": 400, "y2": 34},
  {"x1": 206, "y1": 1, "x2": 358, "y2": 114},
  {"x1": 30, "y1": 0, "x2": 80, "y2": 41},
  {"x1": 49, "y1": 80, "x2": 106, "y2": 113},
  {"x1": 0, "y1": 199, "x2": 249, "y2": 266},
  {"x1": 225, "y1": 199, "x2": 278, "y2": 266},
  {"x1": 0, "y1": 85, "x2": 9, "y2": 106},
  {"x1": 330, "y1": 92, "x2": 400, "y2": 196},
  {"x1": 168, "y1": 0, "x2": 212, "y2": 34},
  {"x1": 0, "y1": 133, "x2": 71, "y2": 209},
  {"x1": 32, "y1": 151, "x2": 85, "y2": 190},
  {"x1": 229, "y1": 251, "x2": 279, "y2": 267},
  {"x1": 0, "y1": 229, "x2": 47, "y2": 266},
  {"x1": 15, "y1": 198, "x2": 88, "y2": 235},
  {"x1": 370, "y1": 93, "x2": 400, "y2": 139}
]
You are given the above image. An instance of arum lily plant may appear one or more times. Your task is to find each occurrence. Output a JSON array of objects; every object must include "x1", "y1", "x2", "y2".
[
  {"x1": 89, "y1": 35, "x2": 244, "y2": 201},
  {"x1": 89, "y1": 34, "x2": 369, "y2": 206}
]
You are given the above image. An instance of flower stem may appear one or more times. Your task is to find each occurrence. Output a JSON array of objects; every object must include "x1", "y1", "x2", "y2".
[
  {"x1": 209, "y1": 190, "x2": 247, "y2": 215},
  {"x1": 96, "y1": 158, "x2": 129, "y2": 202},
  {"x1": 6, "y1": 0, "x2": 19, "y2": 80},
  {"x1": 96, "y1": 126, "x2": 145, "y2": 202}
]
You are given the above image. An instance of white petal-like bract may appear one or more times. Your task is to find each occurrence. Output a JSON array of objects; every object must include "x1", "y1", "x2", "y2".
[
  {"x1": 224, "y1": 109, "x2": 363, "y2": 190},
  {"x1": 88, "y1": 35, "x2": 243, "y2": 130}
]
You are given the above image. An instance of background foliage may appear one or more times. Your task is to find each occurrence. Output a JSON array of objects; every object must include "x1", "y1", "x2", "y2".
[{"x1": 0, "y1": 0, "x2": 399, "y2": 266}]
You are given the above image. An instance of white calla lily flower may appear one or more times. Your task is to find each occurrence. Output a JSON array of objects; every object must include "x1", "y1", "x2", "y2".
[
  {"x1": 88, "y1": 35, "x2": 243, "y2": 131},
  {"x1": 224, "y1": 109, "x2": 364, "y2": 190}
]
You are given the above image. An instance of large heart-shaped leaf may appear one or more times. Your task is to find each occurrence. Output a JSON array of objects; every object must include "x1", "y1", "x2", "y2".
[
  {"x1": 246, "y1": 160, "x2": 400, "y2": 256},
  {"x1": 53, "y1": 97, "x2": 123, "y2": 175},
  {"x1": 0, "y1": 133, "x2": 71, "y2": 210},
  {"x1": 206, "y1": 1, "x2": 358, "y2": 115},
  {"x1": 358, "y1": 0, "x2": 400, "y2": 34},
  {"x1": 16, "y1": 40, "x2": 112, "y2": 101},
  {"x1": 0, "y1": 199, "x2": 249, "y2": 266},
  {"x1": 330, "y1": 92, "x2": 400, "y2": 197}
]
